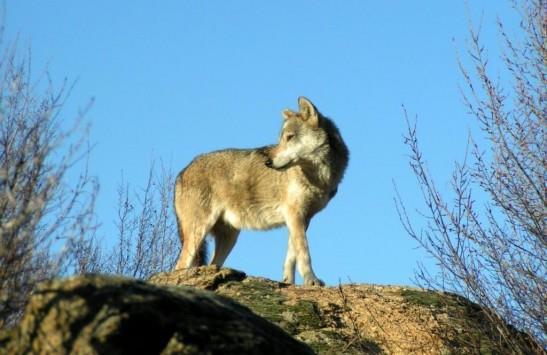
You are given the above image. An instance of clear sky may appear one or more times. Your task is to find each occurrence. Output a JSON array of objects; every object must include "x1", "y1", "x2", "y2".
[{"x1": 7, "y1": 1, "x2": 519, "y2": 286}]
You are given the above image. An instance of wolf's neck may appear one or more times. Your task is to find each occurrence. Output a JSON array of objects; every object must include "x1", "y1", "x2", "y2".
[
  {"x1": 301, "y1": 132, "x2": 349, "y2": 191},
  {"x1": 306, "y1": 159, "x2": 339, "y2": 190}
]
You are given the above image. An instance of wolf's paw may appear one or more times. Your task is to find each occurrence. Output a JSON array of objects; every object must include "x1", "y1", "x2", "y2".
[
  {"x1": 282, "y1": 276, "x2": 295, "y2": 284},
  {"x1": 303, "y1": 276, "x2": 325, "y2": 287}
]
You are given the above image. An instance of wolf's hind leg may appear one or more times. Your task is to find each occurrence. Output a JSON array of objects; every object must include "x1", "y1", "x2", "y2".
[
  {"x1": 175, "y1": 222, "x2": 212, "y2": 270},
  {"x1": 210, "y1": 220, "x2": 239, "y2": 267}
]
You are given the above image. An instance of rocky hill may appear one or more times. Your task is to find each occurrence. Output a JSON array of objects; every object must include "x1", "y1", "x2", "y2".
[{"x1": 1, "y1": 266, "x2": 536, "y2": 354}]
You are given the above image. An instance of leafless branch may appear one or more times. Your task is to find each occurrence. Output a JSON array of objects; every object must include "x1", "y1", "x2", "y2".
[
  {"x1": 395, "y1": 1, "x2": 545, "y2": 351},
  {"x1": 0, "y1": 40, "x2": 98, "y2": 327}
]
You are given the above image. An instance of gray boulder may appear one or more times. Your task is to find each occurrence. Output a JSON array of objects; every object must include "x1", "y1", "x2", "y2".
[{"x1": 3, "y1": 274, "x2": 313, "y2": 354}]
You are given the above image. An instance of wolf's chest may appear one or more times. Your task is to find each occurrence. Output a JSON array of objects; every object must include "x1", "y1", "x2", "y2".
[{"x1": 286, "y1": 180, "x2": 332, "y2": 211}]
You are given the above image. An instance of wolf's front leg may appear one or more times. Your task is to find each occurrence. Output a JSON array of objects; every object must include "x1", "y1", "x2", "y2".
[
  {"x1": 285, "y1": 211, "x2": 324, "y2": 286},
  {"x1": 283, "y1": 238, "x2": 296, "y2": 284}
]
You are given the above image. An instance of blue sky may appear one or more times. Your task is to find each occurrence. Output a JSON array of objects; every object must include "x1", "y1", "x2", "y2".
[{"x1": 7, "y1": 1, "x2": 519, "y2": 285}]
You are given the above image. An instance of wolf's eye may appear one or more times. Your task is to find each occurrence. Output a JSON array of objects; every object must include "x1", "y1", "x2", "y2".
[{"x1": 286, "y1": 134, "x2": 295, "y2": 141}]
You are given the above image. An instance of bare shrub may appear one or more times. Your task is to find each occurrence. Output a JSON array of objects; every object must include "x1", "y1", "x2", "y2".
[
  {"x1": 0, "y1": 43, "x2": 98, "y2": 326},
  {"x1": 0, "y1": 21, "x2": 177, "y2": 329},
  {"x1": 100, "y1": 162, "x2": 180, "y2": 279},
  {"x1": 395, "y1": 1, "x2": 545, "y2": 351}
]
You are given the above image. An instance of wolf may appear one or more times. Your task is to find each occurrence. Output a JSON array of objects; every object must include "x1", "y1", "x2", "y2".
[{"x1": 173, "y1": 97, "x2": 349, "y2": 286}]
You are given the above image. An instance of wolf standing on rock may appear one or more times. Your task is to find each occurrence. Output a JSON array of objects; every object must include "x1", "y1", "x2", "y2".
[{"x1": 174, "y1": 97, "x2": 349, "y2": 286}]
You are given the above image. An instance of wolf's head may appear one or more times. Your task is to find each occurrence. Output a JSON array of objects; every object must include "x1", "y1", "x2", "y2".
[{"x1": 265, "y1": 97, "x2": 329, "y2": 170}]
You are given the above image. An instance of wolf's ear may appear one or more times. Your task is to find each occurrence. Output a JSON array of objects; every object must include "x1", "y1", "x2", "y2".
[
  {"x1": 298, "y1": 97, "x2": 319, "y2": 127},
  {"x1": 282, "y1": 109, "x2": 296, "y2": 120}
]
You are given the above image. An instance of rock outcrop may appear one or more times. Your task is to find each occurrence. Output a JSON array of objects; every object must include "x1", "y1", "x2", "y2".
[
  {"x1": 2, "y1": 266, "x2": 537, "y2": 354},
  {"x1": 150, "y1": 266, "x2": 535, "y2": 354}
]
